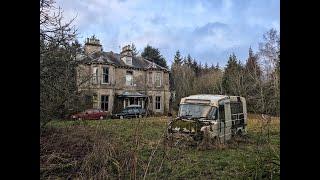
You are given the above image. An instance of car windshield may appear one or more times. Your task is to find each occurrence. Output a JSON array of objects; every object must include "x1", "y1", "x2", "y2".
[{"x1": 178, "y1": 104, "x2": 213, "y2": 118}]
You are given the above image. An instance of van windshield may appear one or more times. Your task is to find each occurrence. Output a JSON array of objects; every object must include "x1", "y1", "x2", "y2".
[{"x1": 178, "y1": 104, "x2": 213, "y2": 118}]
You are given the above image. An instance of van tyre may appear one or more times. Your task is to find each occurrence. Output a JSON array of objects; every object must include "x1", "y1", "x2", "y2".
[{"x1": 120, "y1": 115, "x2": 124, "y2": 119}]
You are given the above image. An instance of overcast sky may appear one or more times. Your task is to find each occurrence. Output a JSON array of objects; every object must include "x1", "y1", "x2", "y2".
[{"x1": 55, "y1": 0, "x2": 279, "y2": 67}]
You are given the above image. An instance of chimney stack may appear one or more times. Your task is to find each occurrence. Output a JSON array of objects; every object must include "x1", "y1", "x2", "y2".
[{"x1": 84, "y1": 35, "x2": 102, "y2": 54}]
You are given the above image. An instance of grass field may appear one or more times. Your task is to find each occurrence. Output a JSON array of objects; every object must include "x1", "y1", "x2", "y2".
[{"x1": 40, "y1": 114, "x2": 280, "y2": 179}]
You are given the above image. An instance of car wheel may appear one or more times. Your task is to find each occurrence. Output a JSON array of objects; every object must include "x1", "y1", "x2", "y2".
[
  {"x1": 78, "y1": 117, "x2": 82, "y2": 120},
  {"x1": 99, "y1": 116, "x2": 104, "y2": 120},
  {"x1": 138, "y1": 114, "x2": 142, "y2": 118},
  {"x1": 120, "y1": 115, "x2": 124, "y2": 119}
]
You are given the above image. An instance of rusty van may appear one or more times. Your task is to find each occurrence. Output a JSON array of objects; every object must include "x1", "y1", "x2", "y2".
[{"x1": 167, "y1": 94, "x2": 247, "y2": 144}]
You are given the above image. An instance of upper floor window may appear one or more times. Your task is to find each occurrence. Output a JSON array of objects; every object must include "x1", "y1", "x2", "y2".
[
  {"x1": 126, "y1": 71, "x2": 133, "y2": 86},
  {"x1": 92, "y1": 67, "x2": 98, "y2": 84},
  {"x1": 126, "y1": 58, "x2": 132, "y2": 66},
  {"x1": 148, "y1": 72, "x2": 153, "y2": 84},
  {"x1": 155, "y1": 72, "x2": 162, "y2": 87},
  {"x1": 102, "y1": 67, "x2": 109, "y2": 84}
]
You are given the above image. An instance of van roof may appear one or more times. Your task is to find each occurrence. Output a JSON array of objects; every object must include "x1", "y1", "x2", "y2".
[{"x1": 180, "y1": 94, "x2": 244, "y2": 106}]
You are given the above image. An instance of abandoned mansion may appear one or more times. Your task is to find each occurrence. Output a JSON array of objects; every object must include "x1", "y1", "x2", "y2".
[{"x1": 76, "y1": 36, "x2": 171, "y2": 115}]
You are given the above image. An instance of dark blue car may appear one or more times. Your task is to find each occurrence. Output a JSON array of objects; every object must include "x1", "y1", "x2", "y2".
[{"x1": 111, "y1": 105, "x2": 147, "y2": 119}]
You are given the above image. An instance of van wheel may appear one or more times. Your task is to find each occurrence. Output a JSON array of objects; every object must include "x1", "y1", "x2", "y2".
[
  {"x1": 78, "y1": 117, "x2": 82, "y2": 120},
  {"x1": 99, "y1": 116, "x2": 104, "y2": 120},
  {"x1": 138, "y1": 114, "x2": 142, "y2": 118},
  {"x1": 120, "y1": 115, "x2": 124, "y2": 119}
]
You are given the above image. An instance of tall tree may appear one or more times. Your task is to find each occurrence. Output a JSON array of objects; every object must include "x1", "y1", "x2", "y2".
[
  {"x1": 173, "y1": 50, "x2": 183, "y2": 65},
  {"x1": 258, "y1": 29, "x2": 280, "y2": 115},
  {"x1": 40, "y1": 0, "x2": 90, "y2": 127},
  {"x1": 141, "y1": 45, "x2": 168, "y2": 68},
  {"x1": 131, "y1": 43, "x2": 139, "y2": 56},
  {"x1": 243, "y1": 47, "x2": 263, "y2": 113},
  {"x1": 222, "y1": 53, "x2": 245, "y2": 96},
  {"x1": 186, "y1": 54, "x2": 193, "y2": 67}
]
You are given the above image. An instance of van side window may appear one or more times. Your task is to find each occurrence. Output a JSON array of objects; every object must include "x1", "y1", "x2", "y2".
[
  {"x1": 209, "y1": 108, "x2": 218, "y2": 120},
  {"x1": 219, "y1": 105, "x2": 225, "y2": 121},
  {"x1": 230, "y1": 102, "x2": 243, "y2": 114}
]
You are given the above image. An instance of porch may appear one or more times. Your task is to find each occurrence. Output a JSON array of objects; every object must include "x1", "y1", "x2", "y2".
[{"x1": 113, "y1": 91, "x2": 150, "y2": 113}]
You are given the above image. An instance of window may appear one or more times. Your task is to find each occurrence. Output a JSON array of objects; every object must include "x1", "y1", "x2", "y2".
[
  {"x1": 208, "y1": 107, "x2": 218, "y2": 120},
  {"x1": 92, "y1": 67, "x2": 98, "y2": 84},
  {"x1": 148, "y1": 72, "x2": 153, "y2": 84},
  {"x1": 155, "y1": 72, "x2": 161, "y2": 87},
  {"x1": 85, "y1": 95, "x2": 92, "y2": 104},
  {"x1": 179, "y1": 104, "x2": 212, "y2": 118},
  {"x1": 126, "y1": 71, "x2": 133, "y2": 86},
  {"x1": 124, "y1": 98, "x2": 129, "y2": 108},
  {"x1": 100, "y1": 95, "x2": 109, "y2": 111},
  {"x1": 126, "y1": 58, "x2": 132, "y2": 65},
  {"x1": 155, "y1": 96, "x2": 161, "y2": 110},
  {"x1": 230, "y1": 102, "x2": 243, "y2": 114},
  {"x1": 102, "y1": 67, "x2": 109, "y2": 84},
  {"x1": 128, "y1": 108, "x2": 134, "y2": 114}
]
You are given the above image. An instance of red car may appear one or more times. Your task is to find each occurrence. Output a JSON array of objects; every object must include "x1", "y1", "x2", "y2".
[{"x1": 71, "y1": 108, "x2": 108, "y2": 120}]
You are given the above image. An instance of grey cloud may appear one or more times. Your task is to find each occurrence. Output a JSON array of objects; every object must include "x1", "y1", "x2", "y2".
[{"x1": 194, "y1": 22, "x2": 229, "y2": 36}]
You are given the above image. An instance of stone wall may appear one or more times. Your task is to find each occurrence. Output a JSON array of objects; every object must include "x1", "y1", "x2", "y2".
[{"x1": 77, "y1": 63, "x2": 171, "y2": 114}]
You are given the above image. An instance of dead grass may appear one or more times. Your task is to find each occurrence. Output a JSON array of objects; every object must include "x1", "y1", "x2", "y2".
[{"x1": 40, "y1": 114, "x2": 280, "y2": 179}]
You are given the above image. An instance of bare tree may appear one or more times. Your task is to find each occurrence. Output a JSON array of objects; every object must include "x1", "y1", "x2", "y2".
[{"x1": 40, "y1": 0, "x2": 91, "y2": 127}]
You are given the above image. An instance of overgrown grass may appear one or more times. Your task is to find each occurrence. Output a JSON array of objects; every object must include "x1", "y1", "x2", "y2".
[{"x1": 40, "y1": 114, "x2": 280, "y2": 179}]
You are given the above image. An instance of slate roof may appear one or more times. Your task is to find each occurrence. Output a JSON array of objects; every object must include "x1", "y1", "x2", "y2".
[{"x1": 77, "y1": 51, "x2": 169, "y2": 72}]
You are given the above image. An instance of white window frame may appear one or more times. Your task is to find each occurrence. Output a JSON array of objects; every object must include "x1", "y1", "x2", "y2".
[
  {"x1": 102, "y1": 66, "x2": 109, "y2": 84},
  {"x1": 92, "y1": 67, "x2": 99, "y2": 84},
  {"x1": 126, "y1": 71, "x2": 134, "y2": 86},
  {"x1": 155, "y1": 96, "x2": 161, "y2": 110},
  {"x1": 155, "y1": 72, "x2": 162, "y2": 87},
  {"x1": 126, "y1": 58, "x2": 132, "y2": 66},
  {"x1": 100, "y1": 95, "x2": 109, "y2": 111}
]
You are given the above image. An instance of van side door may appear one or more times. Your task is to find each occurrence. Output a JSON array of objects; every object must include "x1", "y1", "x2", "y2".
[{"x1": 218, "y1": 100, "x2": 232, "y2": 143}]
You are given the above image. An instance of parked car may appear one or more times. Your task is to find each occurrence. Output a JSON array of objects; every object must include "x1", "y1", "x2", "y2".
[
  {"x1": 111, "y1": 105, "x2": 147, "y2": 119},
  {"x1": 71, "y1": 108, "x2": 108, "y2": 120}
]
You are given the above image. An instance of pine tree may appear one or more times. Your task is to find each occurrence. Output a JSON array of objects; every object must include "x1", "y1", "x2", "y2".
[
  {"x1": 173, "y1": 50, "x2": 182, "y2": 65},
  {"x1": 243, "y1": 47, "x2": 263, "y2": 113},
  {"x1": 215, "y1": 62, "x2": 220, "y2": 70},
  {"x1": 141, "y1": 44, "x2": 168, "y2": 68},
  {"x1": 186, "y1": 54, "x2": 192, "y2": 67},
  {"x1": 222, "y1": 53, "x2": 244, "y2": 95},
  {"x1": 131, "y1": 43, "x2": 139, "y2": 56}
]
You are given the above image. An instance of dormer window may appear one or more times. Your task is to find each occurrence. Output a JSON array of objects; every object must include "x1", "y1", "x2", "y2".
[{"x1": 126, "y1": 57, "x2": 132, "y2": 66}]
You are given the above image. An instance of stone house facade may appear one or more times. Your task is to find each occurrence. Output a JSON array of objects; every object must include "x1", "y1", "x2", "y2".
[{"x1": 76, "y1": 36, "x2": 171, "y2": 115}]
